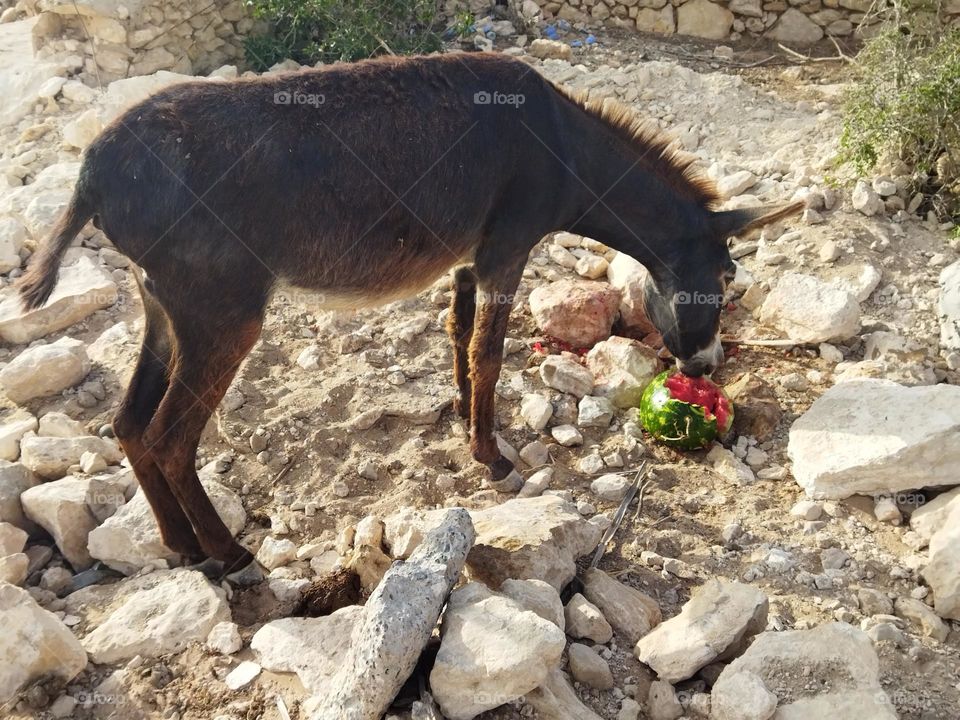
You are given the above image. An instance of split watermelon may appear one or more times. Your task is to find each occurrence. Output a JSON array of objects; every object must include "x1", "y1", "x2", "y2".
[{"x1": 639, "y1": 370, "x2": 734, "y2": 450}]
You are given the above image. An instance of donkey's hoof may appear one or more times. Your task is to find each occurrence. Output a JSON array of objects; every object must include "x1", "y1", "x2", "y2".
[
  {"x1": 189, "y1": 557, "x2": 225, "y2": 580},
  {"x1": 225, "y1": 558, "x2": 265, "y2": 587},
  {"x1": 487, "y1": 456, "x2": 523, "y2": 493}
]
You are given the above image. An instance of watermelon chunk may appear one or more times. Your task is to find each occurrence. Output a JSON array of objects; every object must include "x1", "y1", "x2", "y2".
[{"x1": 639, "y1": 370, "x2": 734, "y2": 450}]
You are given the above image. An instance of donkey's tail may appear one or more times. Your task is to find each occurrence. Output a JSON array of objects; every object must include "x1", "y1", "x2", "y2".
[{"x1": 17, "y1": 180, "x2": 96, "y2": 311}]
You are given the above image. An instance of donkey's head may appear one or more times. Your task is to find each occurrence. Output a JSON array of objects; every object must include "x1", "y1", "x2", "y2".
[{"x1": 643, "y1": 202, "x2": 804, "y2": 376}]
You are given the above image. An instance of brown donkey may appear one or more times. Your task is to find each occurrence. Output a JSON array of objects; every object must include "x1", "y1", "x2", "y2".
[{"x1": 18, "y1": 53, "x2": 799, "y2": 574}]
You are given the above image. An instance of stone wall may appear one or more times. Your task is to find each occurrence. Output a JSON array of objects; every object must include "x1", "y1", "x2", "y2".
[
  {"x1": 30, "y1": 0, "x2": 259, "y2": 84},
  {"x1": 529, "y1": 0, "x2": 960, "y2": 44}
]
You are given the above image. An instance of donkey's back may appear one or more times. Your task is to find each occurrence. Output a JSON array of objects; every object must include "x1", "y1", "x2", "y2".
[{"x1": 79, "y1": 53, "x2": 569, "y2": 305}]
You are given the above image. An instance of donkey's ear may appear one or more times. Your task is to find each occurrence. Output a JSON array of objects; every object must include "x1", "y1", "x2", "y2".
[{"x1": 710, "y1": 201, "x2": 805, "y2": 238}]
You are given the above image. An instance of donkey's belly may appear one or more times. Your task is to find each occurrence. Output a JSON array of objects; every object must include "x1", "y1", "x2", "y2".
[{"x1": 273, "y1": 256, "x2": 475, "y2": 311}]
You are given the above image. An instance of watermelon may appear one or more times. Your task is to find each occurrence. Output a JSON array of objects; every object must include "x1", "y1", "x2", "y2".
[{"x1": 638, "y1": 370, "x2": 734, "y2": 450}]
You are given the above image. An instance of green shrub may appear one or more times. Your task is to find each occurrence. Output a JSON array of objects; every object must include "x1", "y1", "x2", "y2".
[
  {"x1": 244, "y1": 0, "x2": 445, "y2": 70},
  {"x1": 839, "y1": 1, "x2": 960, "y2": 216}
]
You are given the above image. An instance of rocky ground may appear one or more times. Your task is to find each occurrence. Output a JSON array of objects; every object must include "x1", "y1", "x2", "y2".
[{"x1": 0, "y1": 10, "x2": 959, "y2": 720}]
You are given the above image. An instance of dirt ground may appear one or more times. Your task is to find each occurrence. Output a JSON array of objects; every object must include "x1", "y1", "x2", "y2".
[{"x1": 4, "y1": 22, "x2": 959, "y2": 720}]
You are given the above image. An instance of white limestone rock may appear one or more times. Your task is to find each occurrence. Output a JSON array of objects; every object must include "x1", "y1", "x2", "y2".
[{"x1": 0, "y1": 337, "x2": 90, "y2": 404}]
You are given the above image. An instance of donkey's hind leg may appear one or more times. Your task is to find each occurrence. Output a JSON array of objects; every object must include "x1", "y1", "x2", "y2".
[
  {"x1": 468, "y1": 257, "x2": 526, "y2": 484},
  {"x1": 143, "y1": 307, "x2": 264, "y2": 573},
  {"x1": 113, "y1": 279, "x2": 203, "y2": 561},
  {"x1": 446, "y1": 265, "x2": 477, "y2": 422}
]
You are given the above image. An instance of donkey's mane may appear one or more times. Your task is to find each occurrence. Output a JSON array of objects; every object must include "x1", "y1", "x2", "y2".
[{"x1": 555, "y1": 85, "x2": 720, "y2": 209}]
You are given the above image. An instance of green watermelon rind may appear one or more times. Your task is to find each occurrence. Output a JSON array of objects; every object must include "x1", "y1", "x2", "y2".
[{"x1": 638, "y1": 370, "x2": 733, "y2": 450}]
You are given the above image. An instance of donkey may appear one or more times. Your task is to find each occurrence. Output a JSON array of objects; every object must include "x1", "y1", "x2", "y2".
[{"x1": 18, "y1": 53, "x2": 800, "y2": 575}]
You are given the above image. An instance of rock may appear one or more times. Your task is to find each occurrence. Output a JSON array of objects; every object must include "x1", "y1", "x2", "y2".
[
  {"x1": 529, "y1": 280, "x2": 620, "y2": 347},
  {"x1": 619, "y1": 698, "x2": 642, "y2": 720},
  {"x1": 857, "y1": 587, "x2": 894, "y2": 616},
  {"x1": 21, "y1": 475, "x2": 100, "y2": 569},
  {"x1": 429, "y1": 582, "x2": 566, "y2": 720},
  {"x1": 568, "y1": 642, "x2": 613, "y2": 689},
  {"x1": 312, "y1": 508, "x2": 475, "y2": 720},
  {"x1": 578, "y1": 395, "x2": 614, "y2": 427},
  {"x1": 576, "y1": 254, "x2": 608, "y2": 280},
  {"x1": 253, "y1": 606, "x2": 364, "y2": 694},
  {"x1": 88, "y1": 476, "x2": 245, "y2": 574},
  {"x1": 706, "y1": 446, "x2": 756, "y2": 485},
  {"x1": 256, "y1": 536, "x2": 297, "y2": 570},
  {"x1": 759, "y1": 273, "x2": 860, "y2": 343},
  {"x1": 521, "y1": 393, "x2": 553, "y2": 431},
  {"x1": 893, "y1": 597, "x2": 949, "y2": 641},
  {"x1": 519, "y1": 467, "x2": 553, "y2": 497},
  {"x1": 585, "y1": 336, "x2": 660, "y2": 408},
  {"x1": 0, "y1": 410, "x2": 38, "y2": 461},
  {"x1": 346, "y1": 542, "x2": 392, "y2": 592},
  {"x1": 539, "y1": 355, "x2": 595, "y2": 397},
  {"x1": 790, "y1": 500, "x2": 822, "y2": 521},
  {"x1": 0, "y1": 257, "x2": 117, "y2": 344},
  {"x1": 0, "y1": 554, "x2": 28, "y2": 585},
  {"x1": 910, "y1": 487, "x2": 960, "y2": 546},
  {"x1": 62, "y1": 108, "x2": 102, "y2": 149},
  {"x1": 710, "y1": 670, "x2": 777, "y2": 720},
  {"x1": 467, "y1": 496, "x2": 602, "y2": 590},
  {"x1": 0, "y1": 218, "x2": 27, "y2": 273},
  {"x1": 921, "y1": 502, "x2": 960, "y2": 620},
  {"x1": 551, "y1": 424, "x2": 583, "y2": 447},
  {"x1": 582, "y1": 567, "x2": 661, "y2": 644},
  {"x1": 648, "y1": 680, "x2": 683, "y2": 720},
  {"x1": 76, "y1": 569, "x2": 230, "y2": 663},
  {"x1": 0, "y1": 461, "x2": 40, "y2": 531},
  {"x1": 500, "y1": 578, "x2": 565, "y2": 629},
  {"x1": 224, "y1": 660, "x2": 261, "y2": 690},
  {"x1": 526, "y1": 668, "x2": 604, "y2": 720},
  {"x1": 636, "y1": 5, "x2": 676, "y2": 34},
  {"x1": 711, "y1": 623, "x2": 895, "y2": 718},
  {"x1": 0, "y1": 582, "x2": 88, "y2": 703},
  {"x1": 529, "y1": 38, "x2": 573, "y2": 60},
  {"x1": 0, "y1": 522, "x2": 26, "y2": 558},
  {"x1": 851, "y1": 180, "x2": 884, "y2": 216},
  {"x1": 677, "y1": 0, "x2": 734, "y2": 39},
  {"x1": 767, "y1": 8, "x2": 824, "y2": 43},
  {"x1": 788, "y1": 380, "x2": 960, "y2": 498},
  {"x1": 207, "y1": 621, "x2": 243, "y2": 654},
  {"x1": 20, "y1": 434, "x2": 122, "y2": 479},
  {"x1": 717, "y1": 170, "x2": 757, "y2": 199},
  {"x1": 519, "y1": 440, "x2": 550, "y2": 468},
  {"x1": 101, "y1": 70, "x2": 198, "y2": 122},
  {"x1": 635, "y1": 580, "x2": 767, "y2": 682},
  {"x1": 606, "y1": 252, "x2": 656, "y2": 335},
  {"x1": 591, "y1": 473, "x2": 631, "y2": 501},
  {"x1": 939, "y1": 260, "x2": 960, "y2": 351},
  {"x1": 0, "y1": 337, "x2": 90, "y2": 404},
  {"x1": 565, "y1": 592, "x2": 613, "y2": 643},
  {"x1": 830, "y1": 263, "x2": 882, "y2": 303}
]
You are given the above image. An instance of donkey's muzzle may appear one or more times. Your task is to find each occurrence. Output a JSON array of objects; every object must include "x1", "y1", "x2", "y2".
[{"x1": 676, "y1": 335, "x2": 724, "y2": 377}]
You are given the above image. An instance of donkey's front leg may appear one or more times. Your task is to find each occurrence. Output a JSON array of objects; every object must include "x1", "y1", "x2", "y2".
[
  {"x1": 446, "y1": 266, "x2": 477, "y2": 422},
  {"x1": 468, "y1": 265, "x2": 524, "y2": 485}
]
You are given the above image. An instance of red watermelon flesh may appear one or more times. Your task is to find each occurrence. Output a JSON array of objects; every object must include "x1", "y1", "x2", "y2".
[{"x1": 664, "y1": 373, "x2": 732, "y2": 431}]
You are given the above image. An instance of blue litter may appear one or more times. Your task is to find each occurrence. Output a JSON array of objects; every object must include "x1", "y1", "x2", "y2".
[
  {"x1": 571, "y1": 40, "x2": 583, "y2": 48},
  {"x1": 557, "y1": 19, "x2": 571, "y2": 31},
  {"x1": 544, "y1": 25, "x2": 559, "y2": 39},
  {"x1": 586, "y1": 34, "x2": 597, "y2": 44}
]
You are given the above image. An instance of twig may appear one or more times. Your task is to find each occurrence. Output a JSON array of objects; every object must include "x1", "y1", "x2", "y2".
[
  {"x1": 72, "y1": 0, "x2": 103, "y2": 90},
  {"x1": 275, "y1": 695, "x2": 292, "y2": 720},
  {"x1": 778, "y1": 42, "x2": 848, "y2": 64},
  {"x1": 720, "y1": 336, "x2": 808, "y2": 347},
  {"x1": 827, "y1": 34, "x2": 854, "y2": 64},
  {"x1": 589, "y1": 462, "x2": 649, "y2": 569}
]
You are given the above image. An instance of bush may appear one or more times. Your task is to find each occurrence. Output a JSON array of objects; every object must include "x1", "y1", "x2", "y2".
[
  {"x1": 839, "y1": 1, "x2": 960, "y2": 217},
  {"x1": 245, "y1": 0, "x2": 445, "y2": 70}
]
